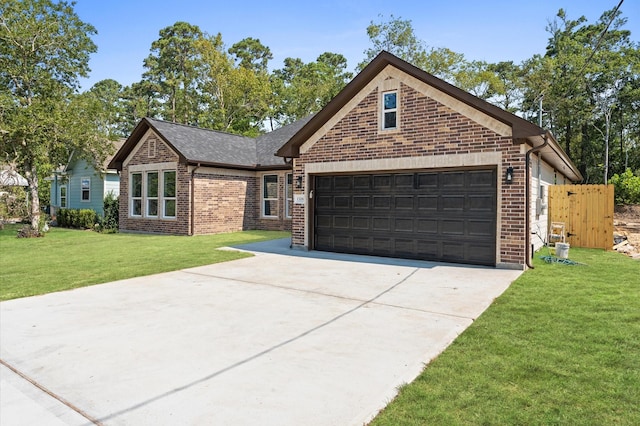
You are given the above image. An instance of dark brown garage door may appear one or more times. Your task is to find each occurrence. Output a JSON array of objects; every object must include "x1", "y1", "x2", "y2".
[{"x1": 313, "y1": 169, "x2": 497, "y2": 265}]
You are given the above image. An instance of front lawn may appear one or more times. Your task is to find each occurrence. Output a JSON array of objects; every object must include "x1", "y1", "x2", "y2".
[
  {"x1": 0, "y1": 225, "x2": 289, "y2": 301},
  {"x1": 371, "y1": 248, "x2": 639, "y2": 425}
]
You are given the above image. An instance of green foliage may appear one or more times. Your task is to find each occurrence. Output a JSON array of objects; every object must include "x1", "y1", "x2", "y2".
[
  {"x1": 610, "y1": 168, "x2": 640, "y2": 204},
  {"x1": 101, "y1": 193, "x2": 119, "y2": 232},
  {"x1": 57, "y1": 208, "x2": 98, "y2": 229},
  {"x1": 0, "y1": 186, "x2": 28, "y2": 220},
  {"x1": 0, "y1": 0, "x2": 105, "y2": 231},
  {"x1": 16, "y1": 225, "x2": 43, "y2": 238}
]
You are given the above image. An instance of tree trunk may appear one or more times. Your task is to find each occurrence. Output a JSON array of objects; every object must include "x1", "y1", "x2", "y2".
[{"x1": 27, "y1": 163, "x2": 41, "y2": 231}]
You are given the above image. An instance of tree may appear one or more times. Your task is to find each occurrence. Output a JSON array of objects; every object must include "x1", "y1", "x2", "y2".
[
  {"x1": 197, "y1": 34, "x2": 271, "y2": 136},
  {"x1": 86, "y1": 79, "x2": 127, "y2": 139},
  {"x1": 143, "y1": 21, "x2": 204, "y2": 124},
  {"x1": 271, "y1": 53, "x2": 352, "y2": 125},
  {"x1": 360, "y1": 15, "x2": 465, "y2": 82},
  {"x1": 0, "y1": 0, "x2": 110, "y2": 231},
  {"x1": 229, "y1": 37, "x2": 272, "y2": 73}
]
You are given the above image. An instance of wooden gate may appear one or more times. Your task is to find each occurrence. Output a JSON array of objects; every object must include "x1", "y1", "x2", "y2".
[{"x1": 548, "y1": 185, "x2": 614, "y2": 250}]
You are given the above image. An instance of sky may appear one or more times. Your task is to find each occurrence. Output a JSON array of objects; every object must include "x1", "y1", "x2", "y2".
[{"x1": 73, "y1": 0, "x2": 639, "y2": 90}]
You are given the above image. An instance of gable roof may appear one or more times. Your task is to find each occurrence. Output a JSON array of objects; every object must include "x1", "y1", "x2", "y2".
[
  {"x1": 276, "y1": 51, "x2": 582, "y2": 182},
  {"x1": 109, "y1": 117, "x2": 313, "y2": 171}
]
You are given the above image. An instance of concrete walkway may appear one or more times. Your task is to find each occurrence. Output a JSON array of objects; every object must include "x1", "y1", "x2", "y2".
[{"x1": 0, "y1": 239, "x2": 522, "y2": 425}]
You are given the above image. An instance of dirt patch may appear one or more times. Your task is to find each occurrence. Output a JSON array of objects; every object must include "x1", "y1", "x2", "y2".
[{"x1": 614, "y1": 204, "x2": 640, "y2": 259}]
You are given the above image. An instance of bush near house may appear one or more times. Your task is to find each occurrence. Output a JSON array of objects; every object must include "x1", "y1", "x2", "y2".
[
  {"x1": 610, "y1": 168, "x2": 640, "y2": 204},
  {"x1": 101, "y1": 193, "x2": 119, "y2": 232},
  {"x1": 57, "y1": 208, "x2": 98, "y2": 229}
]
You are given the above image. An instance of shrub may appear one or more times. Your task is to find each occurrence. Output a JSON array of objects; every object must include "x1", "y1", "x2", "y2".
[
  {"x1": 57, "y1": 208, "x2": 98, "y2": 229},
  {"x1": 102, "y1": 193, "x2": 119, "y2": 232},
  {"x1": 610, "y1": 168, "x2": 640, "y2": 204}
]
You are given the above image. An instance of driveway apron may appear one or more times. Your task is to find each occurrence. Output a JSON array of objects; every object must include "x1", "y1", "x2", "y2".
[{"x1": 0, "y1": 239, "x2": 522, "y2": 425}]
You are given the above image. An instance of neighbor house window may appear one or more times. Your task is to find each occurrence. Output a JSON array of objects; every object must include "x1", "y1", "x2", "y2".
[
  {"x1": 163, "y1": 170, "x2": 176, "y2": 218},
  {"x1": 131, "y1": 173, "x2": 142, "y2": 216},
  {"x1": 146, "y1": 172, "x2": 158, "y2": 217},
  {"x1": 285, "y1": 173, "x2": 293, "y2": 219},
  {"x1": 81, "y1": 177, "x2": 90, "y2": 201},
  {"x1": 59, "y1": 185, "x2": 67, "y2": 208},
  {"x1": 382, "y1": 91, "x2": 397, "y2": 130},
  {"x1": 262, "y1": 174, "x2": 278, "y2": 217}
]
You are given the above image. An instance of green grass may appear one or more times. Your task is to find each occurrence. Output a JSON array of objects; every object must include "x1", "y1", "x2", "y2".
[
  {"x1": 0, "y1": 224, "x2": 289, "y2": 301},
  {"x1": 372, "y1": 248, "x2": 640, "y2": 425}
]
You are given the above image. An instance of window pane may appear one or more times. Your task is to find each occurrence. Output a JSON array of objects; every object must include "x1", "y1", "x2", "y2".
[
  {"x1": 147, "y1": 172, "x2": 158, "y2": 197},
  {"x1": 263, "y1": 175, "x2": 278, "y2": 198},
  {"x1": 82, "y1": 190, "x2": 90, "y2": 201},
  {"x1": 264, "y1": 200, "x2": 276, "y2": 216},
  {"x1": 132, "y1": 199, "x2": 142, "y2": 216},
  {"x1": 164, "y1": 171, "x2": 176, "y2": 197},
  {"x1": 384, "y1": 92, "x2": 396, "y2": 110},
  {"x1": 287, "y1": 173, "x2": 292, "y2": 195},
  {"x1": 384, "y1": 111, "x2": 396, "y2": 129},
  {"x1": 132, "y1": 173, "x2": 142, "y2": 197},
  {"x1": 81, "y1": 178, "x2": 90, "y2": 189},
  {"x1": 148, "y1": 199, "x2": 158, "y2": 216},
  {"x1": 164, "y1": 199, "x2": 176, "y2": 217},
  {"x1": 60, "y1": 187, "x2": 66, "y2": 197}
]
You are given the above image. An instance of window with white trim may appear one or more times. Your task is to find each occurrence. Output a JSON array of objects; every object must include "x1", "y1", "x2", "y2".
[
  {"x1": 285, "y1": 173, "x2": 293, "y2": 219},
  {"x1": 146, "y1": 172, "x2": 158, "y2": 217},
  {"x1": 262, "y1": 174, "x2": 278, "y2": 218},
  {"x1": 382, "y1": 91, "x2": 397, "y2": 130},
  {"x1": 163, "y1": 171, "x2": 176, "y2": 218},
  {"x1": 81, "y1": 177, "x2": 90, "y2": 201},
  {"x1": 131, "y1": 173, "x2": 143, "y2": 216},
  {"x1": 59, "y1": 185, "x2": 67, "y2": 208},
  {"x1": 130, "y1": 169, "x2": 177, "y2": 219}
]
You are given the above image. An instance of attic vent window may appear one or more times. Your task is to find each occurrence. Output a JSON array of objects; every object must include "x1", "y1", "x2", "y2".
[
  {"x1": 382, "y1": 91, "x2": 397, "y2": 130},
  {"x1": 148, "y1": 138, "x2": 156, "y2": 158}
]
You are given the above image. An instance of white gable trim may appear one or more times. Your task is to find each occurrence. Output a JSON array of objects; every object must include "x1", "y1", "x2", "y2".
[{"x1": 300, "y1": 64, "x2": 512, "y2": 155}]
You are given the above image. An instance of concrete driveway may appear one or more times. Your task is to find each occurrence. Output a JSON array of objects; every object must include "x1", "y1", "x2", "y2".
[{"x1": 1, "y1": 239, "x2": 521, "y2": 425}]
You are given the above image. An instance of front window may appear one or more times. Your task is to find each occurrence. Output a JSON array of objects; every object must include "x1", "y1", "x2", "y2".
[
  {"x1": 81, "y1": 177, "x2": 90, "y2": 201},
  {"x1": 262, "y1": 174, "x2": 278, "y2": 217},
  {"x1": 131, "y1": 173, "x2": 142, "y2": 216},
  {"x1": 382, "y1": 91, "x2": 397, "y2": 130},
  {"x1": 285, "y1": 173, "x2": 293, "y2": 218},
  {"x1": 59, "y1": 185, "x2": 67, "y2": 208},
  {"x1": 146, "y1": 172, "x2": 158, "y2": 217},
  {"x1": 163, "y1": 171, "x2": 176, "y2": 218}
]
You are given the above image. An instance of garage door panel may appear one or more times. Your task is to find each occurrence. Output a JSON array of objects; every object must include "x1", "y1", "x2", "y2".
[
  {"x1": 373, "y1": 196, "x2": 391, "y2": 209},
  {"x1": 314, "y1": 169, "x2": 496, "y2": 266},
  {"x1": 394, "y1": 218, "x2": 414, "y2": 232},
  {"x1": 353, "y1": 196, "x2": 370, "y2": 209}
]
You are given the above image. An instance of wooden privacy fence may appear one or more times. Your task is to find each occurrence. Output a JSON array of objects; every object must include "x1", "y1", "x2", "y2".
[{"x1": 548, "y1": 184, "x2": 614, "y2": 250}]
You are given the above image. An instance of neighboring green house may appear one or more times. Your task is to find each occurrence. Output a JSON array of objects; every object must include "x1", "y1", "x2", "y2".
[{"x1": 49, "y1": 140, "x2": 124, "y2": 218}]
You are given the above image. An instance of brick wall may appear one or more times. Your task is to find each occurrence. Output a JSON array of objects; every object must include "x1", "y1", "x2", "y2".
[
  {"x1": 254, "y1": 171, "x2": 293, "y2": 232},
  {"x1": 119, "y1": 133, "x2": 190, "y2": 235},
  {"x1": 119, "y1": 131, "x2": 292, "y2": 236},
  {"x1": 192, "y1": 173, "x2": 257, "y2": 234},
  {"x1": 293, "y1": 81, "x2": 527, "y2": 266}
]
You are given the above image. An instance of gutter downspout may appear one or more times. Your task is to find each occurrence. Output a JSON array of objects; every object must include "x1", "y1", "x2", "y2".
[
  {"x1": 190, "y1": 163, "x2": 200, "y2": 236},
  {"x1": 525, "y1": 133, "x2": 549, "y2": 269}
]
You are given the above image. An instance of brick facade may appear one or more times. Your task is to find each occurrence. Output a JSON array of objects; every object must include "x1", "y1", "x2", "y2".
[
  {"x1": 118, "y1": 131, "x2": 291, "y2": 236},
  {"x1": 292, "y1": 80, "x2": 528, "y2": 267}
]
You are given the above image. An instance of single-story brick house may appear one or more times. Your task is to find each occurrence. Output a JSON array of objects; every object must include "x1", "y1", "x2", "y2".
[
  {"x1": 108, "y1": 116, "x2": 312, "y2": 236},
  {"x1": 276, "y1": 51, "x2": 582, "y2": 269}
]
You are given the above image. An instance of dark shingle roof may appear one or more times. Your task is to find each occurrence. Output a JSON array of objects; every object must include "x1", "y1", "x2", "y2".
[
  {"x1": 109, "y1": 116, "x2": 316, "y2": 171},
  {"x1": 255, "y1": 115, "x2": 315, "y2": 167},
  {"x1": 148, "y1": 119, "x2": 257, "y2": 167}
]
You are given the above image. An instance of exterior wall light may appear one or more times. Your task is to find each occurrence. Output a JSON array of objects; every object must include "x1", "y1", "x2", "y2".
[
  {"x1": 505, "y1": 166, "x2": 514, "y2": 184},
  {"x1": 295, "y1": 175, "x2": 303, "y2": 189}
]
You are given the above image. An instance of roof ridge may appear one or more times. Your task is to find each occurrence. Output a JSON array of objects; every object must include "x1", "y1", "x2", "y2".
[{"x1": 146, "y1": 117, "x2": 256, "y2": 140}]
